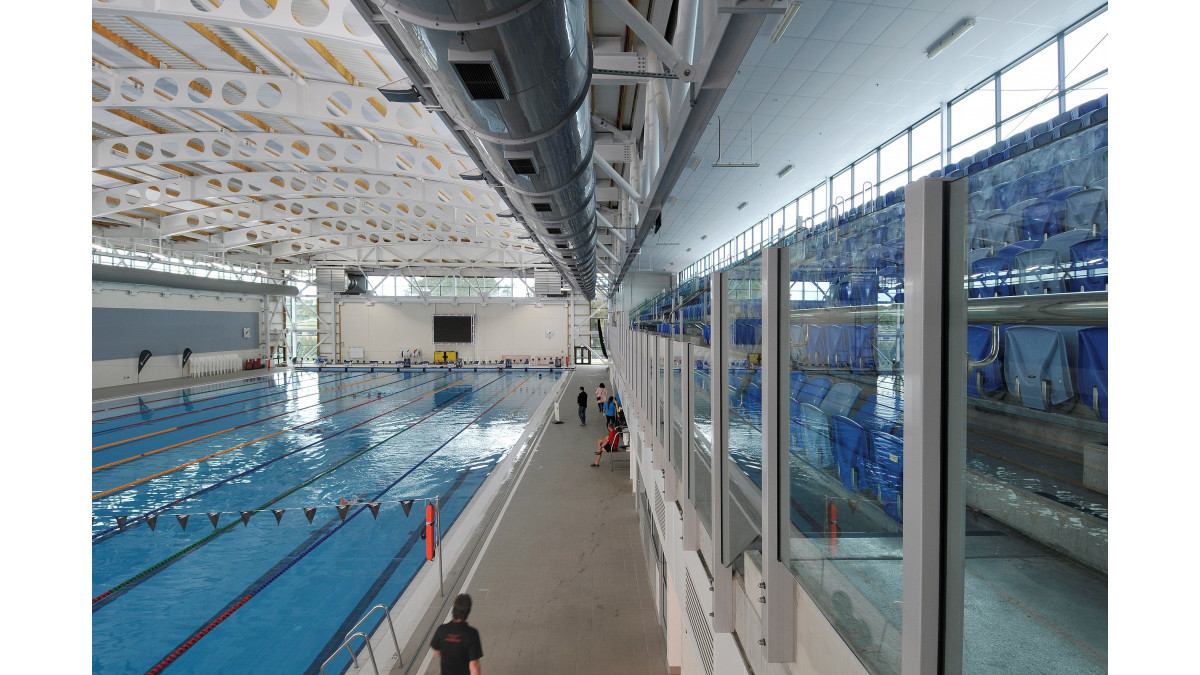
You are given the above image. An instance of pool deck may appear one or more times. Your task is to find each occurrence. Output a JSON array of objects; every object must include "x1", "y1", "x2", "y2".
[
  {"x1": 398, "y1": 364, "x2": 668, "y2": 675},
  {"x1": 92, "y1": 369, "x2": 277, "y2": 401}
]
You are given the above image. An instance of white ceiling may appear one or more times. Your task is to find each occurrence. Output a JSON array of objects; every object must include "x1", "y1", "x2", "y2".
[{"x1": 648, "y1": 0, "x2": 1103, "y2": 272}]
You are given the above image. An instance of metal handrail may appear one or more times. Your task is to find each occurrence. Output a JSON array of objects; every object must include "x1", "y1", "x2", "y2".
[
  {"x1": 321, "y1": 631, "x2": 379, "y2": 675},
  {"x1": 343, "y1": 605, "x2": 403, "y2": 671}
]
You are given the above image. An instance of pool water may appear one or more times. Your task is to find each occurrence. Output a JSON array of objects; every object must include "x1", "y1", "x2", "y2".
[{"x1": 92, "y1": 369, "x2": 561, "y2": 674}]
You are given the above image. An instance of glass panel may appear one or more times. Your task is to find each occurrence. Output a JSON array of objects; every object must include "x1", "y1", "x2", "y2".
[
  {"x1": 1001, "y1": 43, "x2": 1059, "y2": 121},
  {"x1": 724, "y1": 258, "x2": 763, "y2": 567},
  {"x1": 692, "y1": 344, "x2": 714, "y2": 536},
  {"x1": 831, "y1": 170, "x2": 851, "y2": 218},
  {"x1": 785, "y1": 195, "x2": 906, "y2": 674},
  {"x1": 951, "y1": 82, "x2": 996, "y2": 147},
  {"x1": 854, "y1": 151, "x2": 879, "y2": 207},
  {"x1": 999, "y1": 98, "x2": 1058, "y2": 142},
  {"x1": 955, "y1": 116, "x2": 1108, "y2": 672},
  {"x1": 1065, "y1": 73, "x2": 1107, "y2": 109},
  {"x1": 671, "y1": 340, "x2": 685, "y2": 479},
  {"x1": 813, "y1": 182, "x2": 828, "y2": 224},
  {"x1": 657, "y1": 338, "x2": 667, "y2": 448},
  {"x1": 782, "y1": 203, "x2": 796, "y2": 239},
  {"x1": 911, "y1": 155, "x2": 941, "y2": 180},
  {"x1": 911, "y1": 112, "x2": 942, "y2": 166},
  {"x1": 1065, "y1": 9, "x2": 1108, "y2": 88},
  {"x1": 879, "y1": 134, "x2": 908, "y2": 186},
  {"x1": 951, "y1": 131, "x2": 993, "y2": 165}
]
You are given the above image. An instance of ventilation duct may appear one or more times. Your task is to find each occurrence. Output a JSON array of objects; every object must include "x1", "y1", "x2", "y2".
[{"x1": 375, "y1": 0, "x2": 598, "y2": 299}]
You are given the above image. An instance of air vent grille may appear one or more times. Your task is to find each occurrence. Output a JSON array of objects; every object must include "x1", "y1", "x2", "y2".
[
  {"x1": 507, "y1": 158, "x2": 537, "y2": 174},
  {"x1": 685, "y1": 571, "x2": 715, "y2": 675},
  {"x1": 546, "y1": 227, "x2": 562, "y2": 234},
  {"x1": 452, "y1": 62, "x2": 508, "y2": 100},
  {"x1": 653, "y1": 484, "x2": 666, "y2": 539},
  {"x1": 532, "y1": 202, "x2": 553, "y2": 213}
]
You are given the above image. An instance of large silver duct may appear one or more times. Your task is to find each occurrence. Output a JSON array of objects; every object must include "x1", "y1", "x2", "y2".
[{"x1": 375, "y1": 0, "x2": 597, "y2": 299}]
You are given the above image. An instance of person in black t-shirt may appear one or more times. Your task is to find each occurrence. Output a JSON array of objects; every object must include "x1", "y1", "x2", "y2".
[
  {"x1": 431, "y1": 594, "x2": 483, "y2": 675},
  {"x1": 576, "y1": 386, "x2": 588, "y2": 426}
]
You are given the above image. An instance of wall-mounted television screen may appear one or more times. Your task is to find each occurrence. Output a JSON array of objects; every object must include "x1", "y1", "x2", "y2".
[{"x1": 433, "y1": 315, "x2": 473, "y2": 343}]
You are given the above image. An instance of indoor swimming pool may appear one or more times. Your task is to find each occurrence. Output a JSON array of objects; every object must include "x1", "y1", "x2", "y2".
[{"x1": 92, "y1": 369, "x2": 562, "y2": 674}]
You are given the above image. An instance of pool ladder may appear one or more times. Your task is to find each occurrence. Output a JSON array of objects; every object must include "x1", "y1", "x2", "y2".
[{"x1": 320, "y1": 604, "x2": 402, "y2": 675}]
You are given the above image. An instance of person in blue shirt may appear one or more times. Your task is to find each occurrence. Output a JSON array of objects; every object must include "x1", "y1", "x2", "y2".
[{"x1": 604, "y1": 395, "x2": 618, "y2": 428}]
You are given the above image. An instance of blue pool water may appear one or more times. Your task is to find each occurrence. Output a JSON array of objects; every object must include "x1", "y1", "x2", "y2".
[{"x1": 92, "y1": 369, "x2": 562, "y2": 674}]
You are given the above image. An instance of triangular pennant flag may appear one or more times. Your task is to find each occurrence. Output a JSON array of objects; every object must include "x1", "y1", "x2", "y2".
[
  {"x1": 336, "y1": 504, "x2": 351, "y2": 521},
  {"x1": 367, "y1": 502, "x2": 381, "y2": 519},
  {"x1": 207, "y1": 512, "x2": 221, "y2": 529},
  {"x1": 115, "y1": 516, "x2": 128, "y2": 531},
  {"x1": 146, "y1": 514, "x2": 158, "y2": 531},
  {"x1": 401, "y1": 500, "x2": 414, "y2": 517},
  {"x1": 176, "y1": 514, "x2": 189, "y2": 531},
  {"x1": 304, "y1": 507, "x2": 317, "y2": 524},
  {"x1": 240, "y1": 511, "x2": 253, "y2": 526},
  {"x1": 272, "y1": 509, "x2": 285, "y2": 524}
]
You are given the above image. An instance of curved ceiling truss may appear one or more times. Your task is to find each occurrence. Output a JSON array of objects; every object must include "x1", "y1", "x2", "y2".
[{"x1": 91, "y1": 0, "x2": 552, "y2": 278}]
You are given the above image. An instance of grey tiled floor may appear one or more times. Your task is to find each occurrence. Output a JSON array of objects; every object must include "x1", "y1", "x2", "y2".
[{"x1": 415, "y1": 365, "x2": 667, "y2": 675}]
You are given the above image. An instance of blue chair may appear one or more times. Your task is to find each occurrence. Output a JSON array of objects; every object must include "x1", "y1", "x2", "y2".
[
  {"x1": 854, "y1": 393, "x2": 901, "y2": 433},
  {"x1": 847, "y1": 324, "x2": 877, "y2": 374},
  {"x1": 788, "y1": 370, "x2": 808, "y2": 400},
  {"x1": 967, "y1": 325, "x2": 1006, "y2": 397},
  {"x1": 831, "y1": 414, "x2": 869, "y2": 491},
  {"x1": 807, "y1": 324, "x2": 826, "y2": 367},
  {"x1": 1013, "y1": 248, "x2": 1065, "y2": 295},
  {"x1": 820, "y1": 382, "x2": 862, "y2": 417},
  {"x1": 970, "y1": 256, "x2": 1013, "y2": 298},
  {"x1": 1064, "y1": 187, "x2": 1107, "y2": 233},
  {"x1": 1003, "y1": 326, "x2": 1076, "y2": 411},
  {"x1": 870, "y1": 431, "x2": 904, "y2": 522},
  {"x1": 797, "y1": 402, "x2": 835, "y2": 469},
  {"x1": 825, "y1": 324, "x2": 851, "y2": 368},
  {"x1": 1068, "y1": 235, "x2": 1108, "y2": 292},
  {"x1": 1014, "y1": 199, "x2": 1056, "y2": 241},
  {"x1": 982, "y1": 212, "x2": 1020, "y2": 248},
  {"x1": 1076, "y1": 326, "x2": 1108, "y2": 421},
  {"x1": 1041, "y1": 229, "x2": 1092, "y2": 262},
  {"x1": 1075, "y1": 97, "x2": 1103, "y2": 118},
  {"x1": 846, "y1": 273, "x2": 879, "y2": 306},
  {"x1": 794, "y1": 376, "x2": 832, "y2": 407}
]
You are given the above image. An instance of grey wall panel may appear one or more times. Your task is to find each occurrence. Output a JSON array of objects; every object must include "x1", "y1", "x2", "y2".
[{"x1": 93, "y1": 308, "x2": 259, "y2": 361}]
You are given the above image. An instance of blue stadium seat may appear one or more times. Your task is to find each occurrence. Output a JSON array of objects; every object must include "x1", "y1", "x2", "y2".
[
  {"x1": 826, "y1": 324, "x2": 851, "y2": 367},
  {"x1": 806, "y1": 325, "x2": 826, "y2": 366},
  {"x1": 794, "y1": 376, "x2": 832, "y2": 407},
  {"x1": 1003, "y1": 326, "x2": 1076, "y2": 411},
  {"x1": 831, "y1": 414, "x2": 869, "y2": 491},
  {"x1": 820, "y1": 382, "x2": 862, "y2": 417},
  {"x1": 870, "y1": 431, "x2": 904, "y2": 522},
  {"x1": 1064, "y1": 187, "x2": 1107, "y2": 233},
  {"x1": 1012, "y1": 198, "x2": 1055, "y2": 241},
  {"x1": 788, "y1": 370, "x2": 808, "y2": 399},
  {"x1": 1076, "y1": 326, "x2": 1108, "y2": 421},
  {"x1": 967, "y1": 325, "x2": 1006, "y2": 397},
  {"x1": 1074, "y1": 96, "x2": 1103, "y2": 117},
  {"x1": 982, "y1": 212, "x2": 1020, "y2": 248},
  {"x1": 1014, "y1": 248, "x2": 1065, "y2": 295},
  {"x1": 796, "y1": 402, "x2": 835, "y2": 469},
  {"x1": 853, "y1": 393, "x2": 901, "y2": 433},
  {"x1": 1040, "y1": 229, "x2": 1092, "y2": 261},
  {"x1": 846, "y1": 273, "x2": 879, "y2": 306},
  {"x1": 847, "y1": 324, "x2": 877, "y2": 374},
  {"x1": 1068, "y1": 234, "x2": 1108, "y2": 292},
  {"x1": 992, "y1": 181, "x2": 1020, "y2": 211}
]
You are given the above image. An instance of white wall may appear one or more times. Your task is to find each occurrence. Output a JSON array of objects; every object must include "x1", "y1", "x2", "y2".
[
  {"x1": 338, "y1": 301, "x2": 570, "y2": 362},
  {"x1": 92, "y1": 287, "x2": 264, "y2": 389},
  {"x1": 620, "y1": 271, "x2": 672, "y2": 314}
]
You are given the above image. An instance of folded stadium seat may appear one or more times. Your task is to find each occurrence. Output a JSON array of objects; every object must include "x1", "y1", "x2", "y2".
[
  {"x1": 1088, "y1": 111, "x2": 1108, "y2": 139},
  {"x1": 991, "y1": 181, "x2": 1019, "y2": 211},
  {"x1": 826, "y1": 323, "x2": 851, "y2": 367},
  {"x1": 863, "y1": 244, "x2": 884, "y2": 270},
  {"x1": 968, "y1": 190, "x2": 994, "y2": 217},
  {"x1": 966, "y1": 160, "x2": 986, "y2": 174},
  {"x1": 1076, "y1": 326, "x2": 1108, "y2": 421},
  {"x1": 927, "y1": 168, "x2": 943, "y2": 178},
  {"x1": 948, "y1": 167, "x2": 967, "y2": 178},
  {"x1": 989, "y1": 140, "x2": 1008, "y2": 156},
  {"x1": 970, "y1": 256, "x2": 1012, "y2": 298},
  {"x1": 702, "y1": 324, "x2": 711, "y2": 344},
  {"x1": 1041, "y1": 229, "x2": 1092, "y2": 261},
  {"x1": 797, "y1": 402, "x2": 836, "y2": 470},
  {"x1": 1068, "y1": 234, "x2": 1108, "y2": 292},
  {"x1": 847, "y1": 324, "x2": 877, "y2": 374},
  {"x1": 830, "y1": 414, "x2": 870, "y2": 491},
  {"x1": 983, "y1": 211, "x2": 1021, "y2": 247},
  {"x1": 795, "y1": 376, "x2": 833, "y2": 407},
  {"x1": 846, "y1": 273, "x2": 879, "y2": 306},
  {"x1": 853, "y1": 393, "x2": 901, "y2": 433},
  {"x1": 1003, "y1": 326, "x2": 1076, "y2": 411},
  {"x1": 1028, "y1": 120, "x2": 1053, "y2": 138},
  {"x1": 1087, "y1": 147, "x2": 1108, "y2": 185},
  {"x1": 968, "y1": 246, "x2": 993, "y2": 268},
  {"x1": 1006, "y1": 139, "x2": 1032, "y2": 159},
  {"x1": 894, "y1": 185, "x2": 905, "y2": 202},
  {"x1": 820, "y1": 382, "x2": 863, "y2": 417},
  {"x1": 870, "y1": 431, "x2": 904, "y2": 522},
  {"x1": 1052, "y1": 116, "x2": 1084, "y2": 139},
  {"x1": 788, "y1": 370, "x2": 808, "y2": 400},
  {"x1": 1012, "y1": 199, "x2": 1055, "y2": 241},
  {"x1": 1014, "y1": 248, "x2": 1066, "y2": 295},
  {"x1": 1074, "y1": 97, "x2": 1103, "y2": 118},
  {"x1": 806, "y1": 325, "x2": 826, "y2": 367},
  {"x1": 1050, "y1": 111, "x2": 1074, "y2": 129}
]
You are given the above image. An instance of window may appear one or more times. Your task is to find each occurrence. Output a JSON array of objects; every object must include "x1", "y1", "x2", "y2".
[
  {"x1": 854, "y1": 151, "x2": 878, "y2": 206},
  {"x1": 1065, "y1": 8, "x2": 1107, "y2": 87},
  {"x1": 1065, "y1": 72, "x2": 1107, "y2": 108},
  {"x1": 1001, "y1": 43, "x2": 1059, "y2": 120},
  {"x1": 830, "y1": 169, "x2": 851, "y2": 217},
  {"x1": 911, "y1": 112, "x2": 942, "y2": 166},
  {"x1": 950, "y1": 81, "x2": 996, "y2": 147},
  {"x1": 880, "y1": 133, "x2": 908, "y2": 184}
]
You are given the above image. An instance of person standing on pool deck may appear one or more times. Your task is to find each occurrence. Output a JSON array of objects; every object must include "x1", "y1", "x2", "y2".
[
  {"x1": 431, "y1": 594, "x2": 483, "y2": 675},
  {"x1": 604, "y1": 395, "x2": 618, "y2": 428},
  {"x1": 576, "y1": 386, "x2": 588, "y2": 426},
  {"x1": 595, "y1": 382, "x2": 607, "y2": 414}
]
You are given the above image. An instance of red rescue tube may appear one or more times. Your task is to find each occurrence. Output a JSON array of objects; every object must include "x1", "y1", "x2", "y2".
[{"x1": 425, "y1": 503, "x2": 436, "y2": 561}]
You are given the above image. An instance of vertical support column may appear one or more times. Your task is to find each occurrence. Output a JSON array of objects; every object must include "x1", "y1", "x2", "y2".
[
  {"x1": 681, "y1": 342, "x2": 696, "y2": 551},
  {"x1": 709, "y1": 270, "x2": 734, "y2": 632},
  {"x1": 661, "y1": 335, "x2": 676, "y2": 502},
  {"x1": 901, "y1": 178, "x2": 967, "y2": 674},
  {"x1": 761, "y1": 246, "x2": 794, "y2": 662}
]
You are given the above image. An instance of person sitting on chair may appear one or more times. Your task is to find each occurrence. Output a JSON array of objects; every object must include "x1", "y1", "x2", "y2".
[{"x1": 591, "y1": 420, "x2": 619, "y2": 467}]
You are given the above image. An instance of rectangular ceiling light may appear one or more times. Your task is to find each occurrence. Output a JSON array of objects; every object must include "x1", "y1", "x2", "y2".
[
  {"x1": 926, "y1": 18, "x2": 976, "y2": 59},
  {"x1": 771, "y1": 2, "x2": 803, "y2": 43},
  {"x1": 736, "y1": 202, "x2": 749, "y2": 211},
  {"x1": 777, "y1": 164, "x2": 794, "y2": 178}
]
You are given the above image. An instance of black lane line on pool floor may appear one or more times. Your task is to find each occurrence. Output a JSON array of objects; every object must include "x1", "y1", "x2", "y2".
[
  {"x1": 91, "y1": 373, "x2": 472, "y2": 542},
  {"x1": 91, "y1": 371, "x2": 352, "y2": 422},
  {"x1": 93, "y1": 372, "x2": 292, "y2": 414},
  {"x1": 136, "y1": 374, "x2": 534, "y2": 675},
  {"x1": 303, "y1": 470, "x2": 473, "y2": 675},
  {"x1": 305, "y1": 381, "x2": 543, "y2": 675},
  {"x1": 91, "y1": 376, "x2": 495, "y2": 609},
  {"x1": 93, "y1": 371, "x2": 374, "y2": 435}
]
